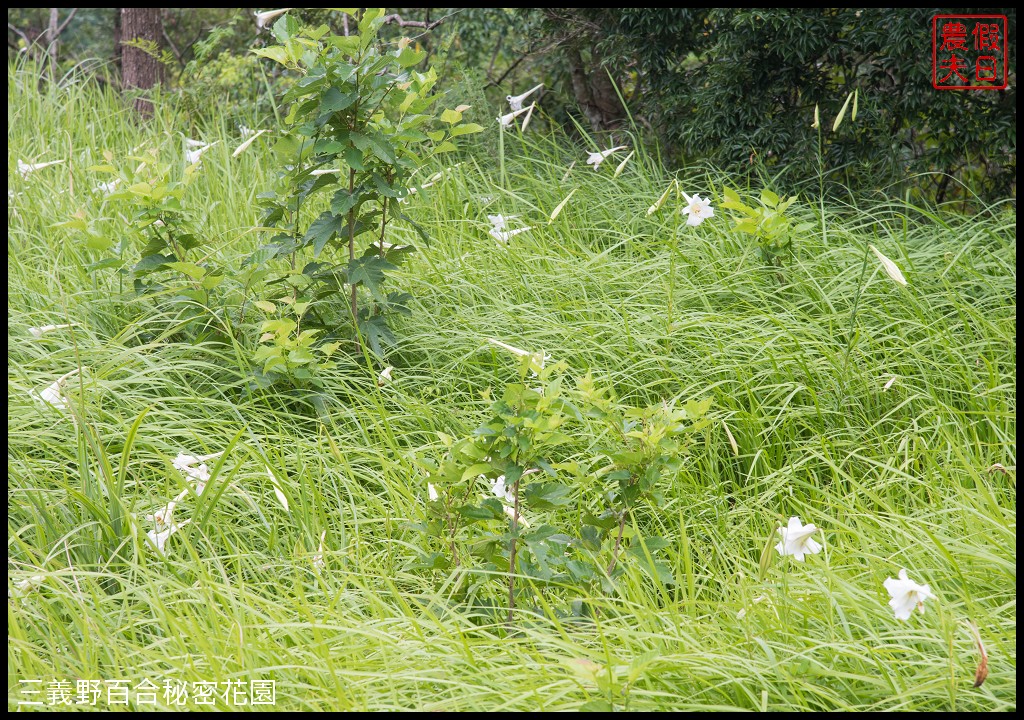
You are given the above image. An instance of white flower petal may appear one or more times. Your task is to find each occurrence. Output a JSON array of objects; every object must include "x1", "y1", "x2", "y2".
[
  {"x1": 869, "y1": 244, "x2": 908, "y2": 286},
  {"x1": 266, "y1": 469, "x2": 289, "y2": 512},
  {"x1": 507, "y1": 83, "x2": 543, "y2": 112},
  {"x1": 255, "y1": 8, "x2": 293, "y2": 29},
  {"x1": 232, "y1": 129, "x2": 267, "y2": 157}
]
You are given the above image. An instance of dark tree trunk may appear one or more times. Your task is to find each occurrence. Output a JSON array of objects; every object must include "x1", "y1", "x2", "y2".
[
  {"x1": 587, "y1": 46, "x2": 625, "y2": 129},
  {"x1": 120, "y1": 7, "x2": 163, "y2": 118},
  {"x1": 565, "y1": 43, "x2": 625, "y2": 133}
]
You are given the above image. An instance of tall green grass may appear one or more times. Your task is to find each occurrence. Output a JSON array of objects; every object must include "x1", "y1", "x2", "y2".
[{"x1": 7, "y1": 62, "x2": 1016, "y2": 711}]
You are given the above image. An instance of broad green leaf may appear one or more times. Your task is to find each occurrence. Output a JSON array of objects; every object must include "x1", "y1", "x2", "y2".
[
  {"x1": 253, "y1": 46, "x2": 291, "y2": 67},
  {"x1": 164, "y1": 262, "x2": 206, "y2": 280},
  {"x1": 303, "y1": 210, "x2": 346, "y2": 256},
  {"x1": 320, "y1": 87, "x2": 356, "y2": 114},
  {"x1": 450, "y1": 122, "x2": 484, "y2": 137},
  {"x1": 440, "y1": 108, "x2": 463, "y2": 125}
]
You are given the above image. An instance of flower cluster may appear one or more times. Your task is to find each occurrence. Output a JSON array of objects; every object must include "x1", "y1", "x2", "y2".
[{"x1": 771, "y1": 515, "x2": 935, "y2": 620}]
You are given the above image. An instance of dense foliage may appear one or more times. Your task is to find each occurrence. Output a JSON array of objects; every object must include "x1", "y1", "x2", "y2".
[{"x1": 544, "y1": 8, "x2": 1016, "y2": 204}]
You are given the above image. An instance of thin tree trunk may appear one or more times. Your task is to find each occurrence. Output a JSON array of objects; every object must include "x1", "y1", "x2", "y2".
[
  {"x1": 120, "y1": 7, "x2": 163, "y2": 118},
  {"x1": 46, "y1": 9, "x2": 59, "y2": 74},
  {"x1": 566, "y1": 43, "x2": 625, "y2": 133},
  {"x1": 587, "y1": 46, "x2": 625, "y2": 129},
  {"x1": 566, "y1": 44, "x2": 602, "y2": 133}
]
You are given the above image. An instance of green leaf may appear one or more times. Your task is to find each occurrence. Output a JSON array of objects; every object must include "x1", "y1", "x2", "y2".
[
  {"x1": 272, "y1": 135, "x2": 302, "y2": 161},
  {"x1": 303, "y1": 211, "x2": 345, "y2": 257},
  {"x1": 451, "y1": 122, "x2": 484, "y2": 137},
  {"x1": 760, "y1": 189, "x2": 780, "y2": 207},
  {"x1": 133, "y1": 254, "x2": 175, "y2": 275},
  {"x1": 625, "y1": 535, "x2": 671, "y2": 558},
  {"x1": 201, "y1": 274, "x2": 224, "y2": 290},
  {"x1": 331, "y1": 187, "x2": 363, "y2": 216},
  {"x1": 344, "y1": 146, "x2": 365, "y2": 171},
  {"x1": 254, "y1": 300, "x2": 277, "y2": 313},
  {"x1": 347, "y1": 256, "x2": 395, "y2": 302},
  {"x1": 164, "y1": 261, "x2": 206, "y2": 280},
  {"x1": 253, "y1": 46, "x2": 291, "y2": 67},
  {"x1": 461, "y1": 463, "x2": 493, "y2": 482},
  {"x1": 440, "y1": 108, "x2": 463, "y2": 125},
  {"x1": 458, "y1": 500, "x2": 503, "y2": 522},
  {"x1": 320, "y1": 87, "x2": 356, "y2": 114},
  {"x1": 396, "y1": 47, "x2": 426, "y2": 68},
  {"x1": 523, "y1": 482, "x2": 572, "y2": 510}
]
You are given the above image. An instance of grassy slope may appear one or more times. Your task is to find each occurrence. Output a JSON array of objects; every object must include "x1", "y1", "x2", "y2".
[{"x1": 7, "y1": 65, "x2": 1017, "y2": 711}]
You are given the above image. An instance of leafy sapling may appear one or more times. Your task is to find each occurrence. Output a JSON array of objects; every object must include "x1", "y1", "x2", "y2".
[{"x1": 251, "y1": 9, "x2": 482, "y2": 360}]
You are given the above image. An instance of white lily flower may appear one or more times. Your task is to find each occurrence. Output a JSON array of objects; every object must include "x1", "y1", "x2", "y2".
[
  {"x1": 255, "y1": 8, "x2": 293, "y2": 29},
  {"x1": 487, "y1": 338, "x2": 549, "y2": 377},
  {"x1": 775, "y1": 516, "x2": 822, "y2": 561},
  {"x1": 812, "y1": 104, "x2": 820, "y2": 129},
  {"x1": 32, "y1": 382, "x2": 67, "y2": 409},
  {"x1": 239, "y1": 125, "x2": 256, "y2": 139},
  {"x1": 11, "y1": 574, "x2": 47, "y2": 599},
  {"x1": 232, "y1": 129, "x2": 267, "y2": 158},
  {"x1": 869, "y1": 244, "x2": 908, "y2": 286},
  {"x1": 488, "y1": 214, "x2": 517, "y2": 231},
  {"x1": 18, "y1": 159, "x2": 63, "y2": 178},
  {"x1": 497, "y1": 105, "x2": 532, "y2": 129},
  {"x1": 95, "y1": 178, "x2": 121, "y2": 195},
  {"x1": 28, "y1": 323, "x2": 74, "y2": 338},
  {"x1": 266, "y1": 468, "x2": 290, "y2": 512},
  {"x1": 883, "y1": 568, "x2": 936, "y2": 620},
  {"x1": 586, "y1": 146, "x2": 627, "y2": 170},
  {"x1": 377, "y1": 366, "x2": 394, "y2": 387},
  {"x1": 312, "y1": 530, "x2": 326, "y2": 571},
  {"x1": 428, "y1": 483, "x2": 439, "y2": 502},
  {"x1": 146, "y1": 519, "x2": 191, "y2": 555},
  {"x1": 172, "y1": 451, "x2": 221, "y2": 493},
  {"x1": 30, "y1": 368, "x2": 80, "y2": 410},
  {"x1": 507, "y1": 83, "x2": 544, "y2": 112},
  {"x1": 489, "y1": 226, "x2": 533, "y2": 245},
  {"x1": 310, "y1": 168, "x2": 341, "y2": 176},
  {"x1": 187, "y1": 464, "x2": 212, "y2": 494},
  {"x1": 680, "y1": 192, "x2": 714, "y2": 226},
  {"x1": 173, "y1": 451, "x2": 221, "y2": 472},
  {"x1": 491, "y1": 475, "x2": 514, "y2": 504},
  {"x1": 183, "y1": 138, "x2": 208, "y2": 148},
  {"x1": 145, "y1": 500, "x2": 178, "y2": 532},
  {"x1": 487, "y1": 338, "x2": 531, "y2": 358},
  {"x1": 173, "y1": 453, "x2": 200, "y2": 472},
  {"x1": 185, "y1": 142, "x2": 217, "y2": 166}
]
